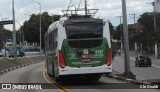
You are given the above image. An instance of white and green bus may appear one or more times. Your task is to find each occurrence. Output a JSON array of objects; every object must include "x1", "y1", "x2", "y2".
[{"x1": 45, "y1": 13, "x2": 112, "y2": 81}]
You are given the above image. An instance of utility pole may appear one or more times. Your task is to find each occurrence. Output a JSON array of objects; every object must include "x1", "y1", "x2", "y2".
[
  {"x1": 130, "y1": 13, "x2": 138, "y2": 53},
  {"x1": 116, "y1": 16, "x2": 123, "y2": 54},
  {"x1": 147, "y1": 1, "x2": 160, "y2": 58},
  {"x1": 129, "y1": 13, "x2": 137, "y2": 24},
  {"x1": 12, "y1": 0, "x2": 17, "y2": 61},
  {"x1": 16, "y1": 21, "x2": 24, "y2": 46},
  {"x1": 36, "y1": 2, "x2": 42, "y2": 58},
  {"x1": 153, "y1": 2, "x2": 158, "y2": 58},
  {"x1": 122, "y1": 0, "x2": 134, "y2": 78}
]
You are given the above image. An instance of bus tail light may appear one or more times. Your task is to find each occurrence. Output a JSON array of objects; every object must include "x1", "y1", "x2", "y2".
[
  {"x1": 59, "y1": 50, "x2": 66, "y2": 69},
  {"x1": 106, "y1": 49, "x2": 112, "y2": 66}
]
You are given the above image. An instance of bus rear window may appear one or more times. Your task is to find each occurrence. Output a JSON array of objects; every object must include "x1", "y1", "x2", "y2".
[{"x1": 65, "y1": 23, "x2": 103, "y2": 39}]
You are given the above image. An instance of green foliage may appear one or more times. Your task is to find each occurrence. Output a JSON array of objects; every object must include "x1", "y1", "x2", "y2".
[
  {"x1": 113, "y1": 24, "x2": 123, "y2": 40},
  {"x1": 138, "y1": 12, "x2": 154, "y2": 31},
  {"x1": 22, "y1": 12, "x2": 60, "y2": 48},
  {"x1": 3, "y1": 29, "x2": 12, "y2": 38},
  {"x1": 109, "y1": 22, "x2": 114, "y2": 35},
  {"x1": 135, "y1": 12, "x2": 160, "y2": 45}
]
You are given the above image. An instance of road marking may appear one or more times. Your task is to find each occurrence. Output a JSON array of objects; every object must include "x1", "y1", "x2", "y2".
[
  {"x1": 43, "y1": 69, "x2": 70, "y2": 92},
  {"x1": 152, "y1": 65, "x2": 160, "y2": 68},
  {"x1": 130, "y1": 57, "x2": 135, "y2": 60}
]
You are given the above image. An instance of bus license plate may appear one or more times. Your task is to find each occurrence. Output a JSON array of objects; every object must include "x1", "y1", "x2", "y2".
[{"x1": 81, "y1": 54, "x2": 90, "y2": 59}]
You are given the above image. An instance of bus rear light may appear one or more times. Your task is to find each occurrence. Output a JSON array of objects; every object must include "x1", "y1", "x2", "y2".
[
  {"x1": 106, "y1": 49, "x2": 112, "y2": 66},
  {"x1": 59, "y1": 50, "x2": 66, "y2": 69}
]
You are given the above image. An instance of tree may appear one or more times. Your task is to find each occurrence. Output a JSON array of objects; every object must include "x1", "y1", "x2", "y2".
[
  {"x1": 113, "y1": 24, "x2": 123, "y2": 40},
  {"x1": 3, "y1": 29, "x2": 12, "y2": 39},
  {"x1": 22, "y1": 12, "x2": 60, "y2": 48},
  {"x1": 135, "y1": 12, "x2": 160, "y2": 53}
]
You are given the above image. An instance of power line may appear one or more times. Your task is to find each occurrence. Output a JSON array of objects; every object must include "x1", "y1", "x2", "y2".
[
  {"x1": 129, "y1": 13, "x2": 137, "y2": 24},
  {"x1": 19, "y1": 0, "x2": 32, "y2": 15},
  {"x1": 94, "y1": 0, "x2": 97, "y2": 8},
  {"x1": 30, "y1": 0, "x2": 38, "y2": 14},
  {"x1": 62, "y1": 0, "x2": 67, "y2": 10}
]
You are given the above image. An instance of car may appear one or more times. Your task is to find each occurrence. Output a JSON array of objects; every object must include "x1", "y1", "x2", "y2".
[
  {"x1": 0, "y1": 51, "x2": 4, "y2": 57},
  {"x1": 7, "y1": 49, "x2": 14, "y2": 58},
  {"x1": 135, "y1": 55, "x2": 152, "y2": 67},
  {"x1": 17, "y1": 45, "x2": 25, "y2": 57}
]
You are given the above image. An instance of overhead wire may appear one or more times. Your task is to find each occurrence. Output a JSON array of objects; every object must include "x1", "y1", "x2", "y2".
[
  {"x1": 19, "y1": 0, "x2": 32, "y2": 15},
  {"x1": 63, "y1": 0, "x2": 66, "y2": 10},
  {"x1": 94, "y1": 0, "x2": 96, "y2": 8},
  {"x1": 29, "y1": 0, "x2": 39, "y2": 14}
]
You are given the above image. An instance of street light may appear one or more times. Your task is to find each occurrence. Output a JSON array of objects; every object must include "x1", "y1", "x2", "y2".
[
  {"x1": 12, "y1": 0, "x2": 17, "y2": 61},
  {"x1": 16, "y1": 21, "x2": 24, "y2": 46},
  {"x1": 121, "y1": 0, "x2": 134, "y2": 78},
  {"x1": 36, "y1": 2, "x2": 42, "y2": 58}
]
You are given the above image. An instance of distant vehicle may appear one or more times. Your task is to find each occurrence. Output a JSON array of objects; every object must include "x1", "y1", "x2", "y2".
[
  {"x1": 7, "y1": 48, "x2": 14, "y2": 58},
  {"x1": 0, "y1": 51, "x2": 4, "y2": 57},
  {"x1": 135, "y1": 55, "x2": 152, "y2": 67},
  {"x1": 6, "y1": 38, "x2": 13, "y2": 46},
  {"x1": 6, "y1": 45, "x2": 25, "y2": 58},
  {"x1": 17, "y1": 45, "x2": 25, "y2": 57}
]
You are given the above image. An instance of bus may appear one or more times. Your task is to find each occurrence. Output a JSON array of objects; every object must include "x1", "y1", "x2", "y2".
[{"x1": 45, "y1": 8, "x2": 112, "y2": 82}]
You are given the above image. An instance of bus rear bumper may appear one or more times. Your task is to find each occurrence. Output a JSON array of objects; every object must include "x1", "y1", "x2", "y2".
[{"x1": 59, "y1": 65, "x2": 112, "y2": 75}]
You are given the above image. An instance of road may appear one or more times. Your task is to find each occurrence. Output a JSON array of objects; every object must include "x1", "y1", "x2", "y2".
[
  {"x1": 0, "y1": 61, "x2": 159, "y2": 92},
  {"x1": 113, "y1": 52, "x2": 160, "y2": 81}
]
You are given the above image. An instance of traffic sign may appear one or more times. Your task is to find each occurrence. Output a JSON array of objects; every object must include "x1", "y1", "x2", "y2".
[{"x1": 0, "y1": 20, "x2": 13, "y2": 25}]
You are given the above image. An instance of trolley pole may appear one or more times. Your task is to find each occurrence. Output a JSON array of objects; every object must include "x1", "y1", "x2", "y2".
[
  {"x1": 122, "y1": 0, "x2": 135, "y2": 78},
  {"x1": 12, "y1": 0, "x2": 17, "y2": 61}
]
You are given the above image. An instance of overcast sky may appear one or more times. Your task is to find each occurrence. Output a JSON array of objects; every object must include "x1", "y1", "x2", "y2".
[{"x1": 0, "y1": 0, "x2": 154, "y2": 31}]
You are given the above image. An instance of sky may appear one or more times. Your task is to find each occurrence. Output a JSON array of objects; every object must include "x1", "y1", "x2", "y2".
[{"x1": 0, "y1": 0, "x2": 155, "y2": 31}]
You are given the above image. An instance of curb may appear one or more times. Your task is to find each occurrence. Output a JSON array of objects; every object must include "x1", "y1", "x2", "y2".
[
  {"x1": 0, "y1": 60, "x2": 44, "y2": 75},
  {"x1": 105, "y1": 74, "x2": 152, "y2": 85}
]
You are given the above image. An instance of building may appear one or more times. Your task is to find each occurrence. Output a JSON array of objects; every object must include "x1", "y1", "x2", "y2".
[
  {"x1": 155, "y1": 0, "x2": 160, "y2": 13},
  {"x1": 0, "y1": 25, "x2": 5, "y2": 50}
]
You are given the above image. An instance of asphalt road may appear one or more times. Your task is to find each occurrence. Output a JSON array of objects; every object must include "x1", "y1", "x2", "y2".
[
  {"x1": 113, "y1": 52, "x2": 160, "y2": 81},
  {"x1": 0, "y1": 61, "x2": 159, "y2": 92}
]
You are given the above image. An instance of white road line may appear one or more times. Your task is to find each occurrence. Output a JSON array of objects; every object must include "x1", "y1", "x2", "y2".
[
  {"x1": 152, "y1": 65, "x2": 160, "y2": 68},
  {"x1": 130, "y1": 57, "x2": 135, "y2": 60}
]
